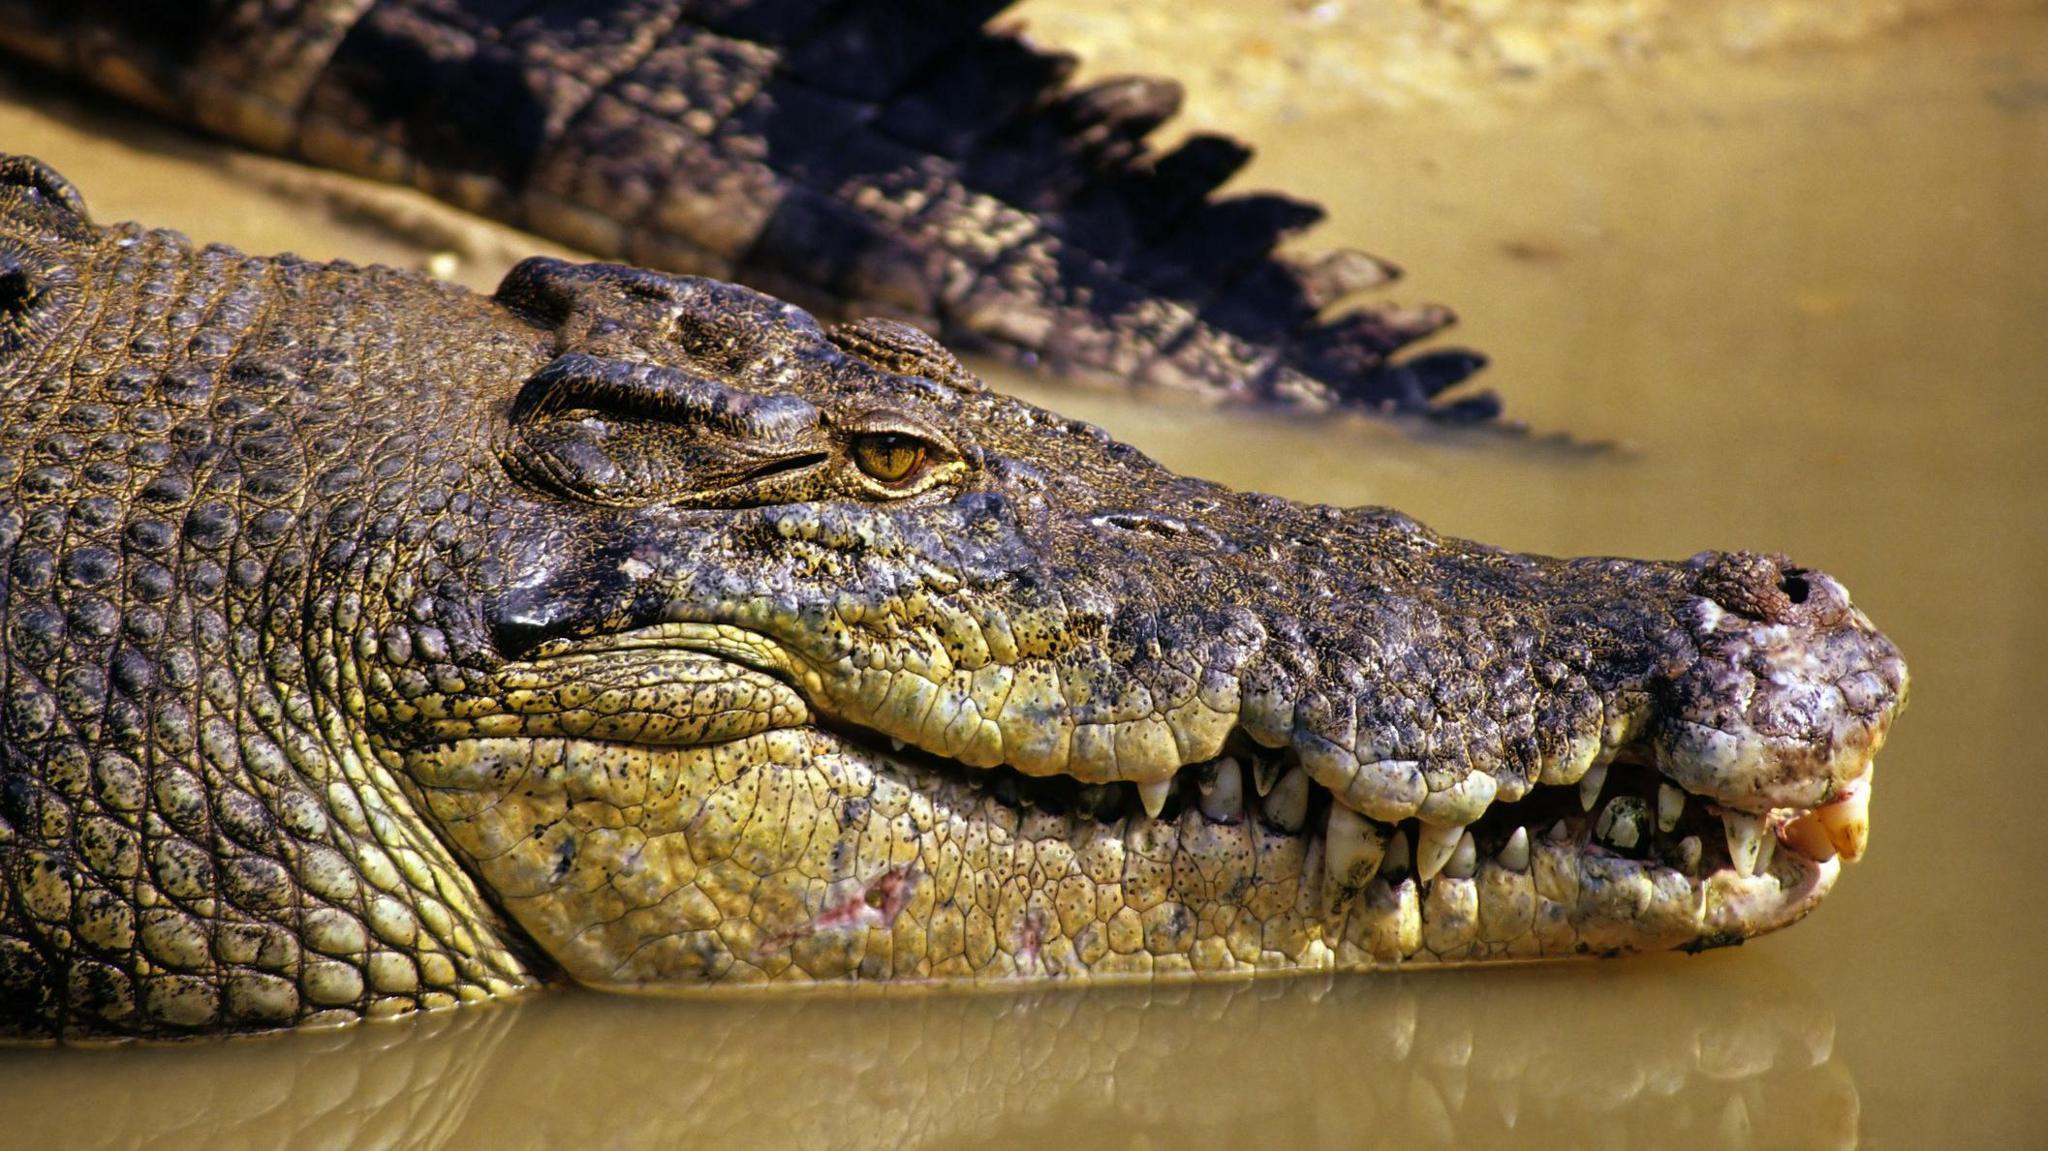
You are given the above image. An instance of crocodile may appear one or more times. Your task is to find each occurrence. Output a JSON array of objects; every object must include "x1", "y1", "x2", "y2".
[
  {"x1": 0, "y1": 155, "x2": 1905, "y2": 1039},
  {"x1": 0, "y1": 0, "x2": 1499, "y2": 424}
]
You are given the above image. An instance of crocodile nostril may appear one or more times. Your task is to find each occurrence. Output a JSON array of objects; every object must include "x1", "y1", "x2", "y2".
[
  {"x1": 1690, "y1": 549, "x2": 1805, "y2": 623},
  {"x1": 1781, "y1": 570, "x2": 1811, "y2": 604}
]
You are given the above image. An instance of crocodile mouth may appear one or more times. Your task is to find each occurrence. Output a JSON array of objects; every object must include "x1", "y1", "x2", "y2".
[
  {"x1": 402, "y1": 624, "x2": 1875, "y2": 986},
  {"x1": 525, "y1": 620, "x2": 1871, "y2": 880},
  {"x1": 822, "y1": 722, "x2": 1858, "y2": 951}
]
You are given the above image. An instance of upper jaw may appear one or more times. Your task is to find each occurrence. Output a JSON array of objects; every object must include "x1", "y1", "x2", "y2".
[
  {"x1": 491, "y1": 595, "x2": 1888, "y2": 865},
  {"x1": 443, "y1": 568, "x2": 1895, "y2": 962},
  {"x1": 480, "y1": 536, "x2": 1907, "y2": 857},
  {"x1": 461, "y1": 489, "x2": 1906, "y2": 958}
]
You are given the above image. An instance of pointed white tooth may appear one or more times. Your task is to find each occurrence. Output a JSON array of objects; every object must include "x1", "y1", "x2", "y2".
[
  {"x1": 1657, "y1": 783, "x2": 1685, "y2": 833},
  {"x1": 1325, "y1": 804, "x2": 1389, "y2": 887},
  {"x1": 1251, "y1": 756, "x2": 1282, "y2": 797},
  {"x1": 1262, "y1": 766, "x2": 1309, "y2": 833},
  {"x1": 1137, "y1": 777, "x2": 1172, "y2": 821},
  {"x1": 1594, "y1": 796, "x2": 1647, "y2": 851},
  {"x1": 1676, "y1": 835, "x2": 1703, "y2": 876},
  {"x1": 1443, "y1": 830, "x2": 1478, "y2": 879},
  {"x1": 1754, "y1": 830, "x2": 1777, "y2": 877},
  {"x1": 1547, "y1": 820, "x2": 1572, "y2": 843},
  {"x1": 1415, "y1": 823, "x2": 1464, "y2": 881},
  {"x1": 1815, "y1": 776, "x2": 1871, "y2": 862},
  {"x1": 888, "y1": 737, "x2": 906, "y2": 752},
  {"x1": 1498, "y1": 826, "x2": 1530, "y2": 872},
  {"x1": 1779, "y1": 810, "x2": 1838, "y2": 863},
  {"x1": 1383, "y1": 827, "x2": 1413, "y2": 876},
  {"x1": 1723, "y1": 810, "x2": 1765, "y2": 877},
  {"x1": 1197, "y1": 757, "x2": 1244, "y2": 823},
  {"x1": 1578, "y1": 762, "x2": 1609, "y2": 811}
]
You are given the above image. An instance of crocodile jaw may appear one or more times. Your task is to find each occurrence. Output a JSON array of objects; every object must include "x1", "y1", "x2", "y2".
[{"x1": 400, "y1": 651, "x2": 1860, "y2": 990}]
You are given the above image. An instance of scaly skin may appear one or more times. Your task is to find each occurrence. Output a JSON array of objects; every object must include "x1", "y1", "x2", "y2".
[
  {"x1": 0, "y1": 158, "x2": 1906, "y2": 1039},
  {"x1": 0, "y1": 0, "x2": 1496, "y2": 421}
]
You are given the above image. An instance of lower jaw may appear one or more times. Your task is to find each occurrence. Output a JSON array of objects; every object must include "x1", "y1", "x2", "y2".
[{"x1": 402, "y1": 728, "x2": 1839, "y2": 992}]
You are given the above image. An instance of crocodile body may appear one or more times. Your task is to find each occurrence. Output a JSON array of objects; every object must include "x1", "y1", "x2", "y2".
[
  {"x1": 0, "y1": 0, "x2": 1498, "y2": 425},
  {"x1": 0, "y1": 157, "x2": 1905, "y2": 1039}
]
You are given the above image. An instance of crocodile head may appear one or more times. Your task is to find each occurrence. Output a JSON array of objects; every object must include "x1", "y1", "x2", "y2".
[{"x1": 383, "y1": 259, "x2": 1907, "y2": 987}]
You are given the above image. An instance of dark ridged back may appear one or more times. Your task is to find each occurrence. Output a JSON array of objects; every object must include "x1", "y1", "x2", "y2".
[{"x1": 0, "y1": 0, "x2": 1496, "y2": 421}]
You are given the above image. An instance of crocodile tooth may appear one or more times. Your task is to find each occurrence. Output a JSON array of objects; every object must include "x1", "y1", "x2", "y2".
[
  {"x1": 1499, "y1": 826, "x2": 1530, "y2": 872},
  {"x1": 1577, "y1": 762, "x2": 1609, "y2": 811},
  {"x1": 1325, "y1": 804, "x2": 1388, "y2": 887},
  {"x1": 1671, "y1": 831, "x2": 1703, "y2": 868},
  {"x1": 1415, "y1": 823, "x2": 1464, "y2": 881},
  {"x1": 1778, "y1": 809, "x2": 1838, "y2": 862},
  {"x1": 1251, "y1": 756, "x2": 1283, "y2": 798},
  {"x1": 1815, "y1": 775, "x2": 1872, "y2": 862},
  {"x1": 1262, "y1": 766, "x2": 1310, "y2": 833},
  {"x1": 1676, "y1": 835, "x2": 1703, "y2": 876},
  {"x1": 1753, "y1": 829, "x2": 1776, "y2": 877},
  {"x1": 1442, "y1": 830, "x2": 1478, "y2": 879},
  {"x1": 1547, "y1": 820, "x2": 1572, "y2": 843},
  {"x1": 1723, "y1": 811, "x2": 1765, "y2": 877},
  {"x1": 1137, "y1": 777, "x2": 1173, "y2": 821},
  {"x1": 1594, "y1": 796, "x2": 1647, "y2": 851},
  {"x1": 1657, "y1": 783, "x2": 1685, "y2": 832},
  {"x1": 1197, "y1": 757, "x2": 1244, "y2": 823},
  {"x1": 1382, "y1": 826, "x2": 1413, "y2": 876}
]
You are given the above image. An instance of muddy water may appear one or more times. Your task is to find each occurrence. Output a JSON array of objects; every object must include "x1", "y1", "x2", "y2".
[{"x1": 2, "y1": 9, "x2": 2046, "y2": 1148}]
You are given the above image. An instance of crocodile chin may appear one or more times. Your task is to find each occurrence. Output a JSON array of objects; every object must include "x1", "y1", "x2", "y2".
[{"x1": 401, "y1": 627, "x2": 1878, "y2": 991}]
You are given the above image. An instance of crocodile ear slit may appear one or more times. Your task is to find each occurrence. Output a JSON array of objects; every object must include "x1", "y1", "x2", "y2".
[
  {"x1": 0, "y1": 237, "x2": 78, "y2": 358},
  {"x1": 826, "y1": 317, "x2": 983, "y2": 393}
]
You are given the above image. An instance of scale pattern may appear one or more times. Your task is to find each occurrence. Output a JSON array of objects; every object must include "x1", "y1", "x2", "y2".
[{"x1": 0, "y1": 0, "x2": 1496, "y2": 421}]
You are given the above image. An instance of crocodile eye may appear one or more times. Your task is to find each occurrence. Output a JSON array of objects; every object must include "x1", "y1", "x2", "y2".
[{"x1": 851, "y1": 433, "x2": 927, "y2": 485}]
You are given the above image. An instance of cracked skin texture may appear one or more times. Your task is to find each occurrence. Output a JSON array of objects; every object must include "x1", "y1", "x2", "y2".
[{"x1": 0, "y1": 157, "x2": 1907, "y2": 1039}]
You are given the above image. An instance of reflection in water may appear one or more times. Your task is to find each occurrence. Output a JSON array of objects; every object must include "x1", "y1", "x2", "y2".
[{"x1": 2, "y1": 960, "x2": 1853, "y2": 1150}]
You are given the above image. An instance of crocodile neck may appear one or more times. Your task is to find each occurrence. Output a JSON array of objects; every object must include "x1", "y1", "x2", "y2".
[{"x1": 0, "y1": 210, "x2": 538, "y2": 1035}]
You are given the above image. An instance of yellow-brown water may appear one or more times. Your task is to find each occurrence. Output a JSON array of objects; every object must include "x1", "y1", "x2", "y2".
[{"x1": 2, "y1": 7, "x2": 2045, "y2": 1147}]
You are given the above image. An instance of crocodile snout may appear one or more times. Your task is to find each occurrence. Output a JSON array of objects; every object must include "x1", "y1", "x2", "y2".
[
  {"x1": 1690, "y1": 549, "x2": 1850, "y2": 628},
  {"x1": 1655, "y1": 551, "x2": 1908, "y2": 817}
]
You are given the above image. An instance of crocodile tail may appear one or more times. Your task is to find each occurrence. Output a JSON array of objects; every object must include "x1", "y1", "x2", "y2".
[{"x1": 0, "y1": 0, "x2": 1497, "y2": 422}]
